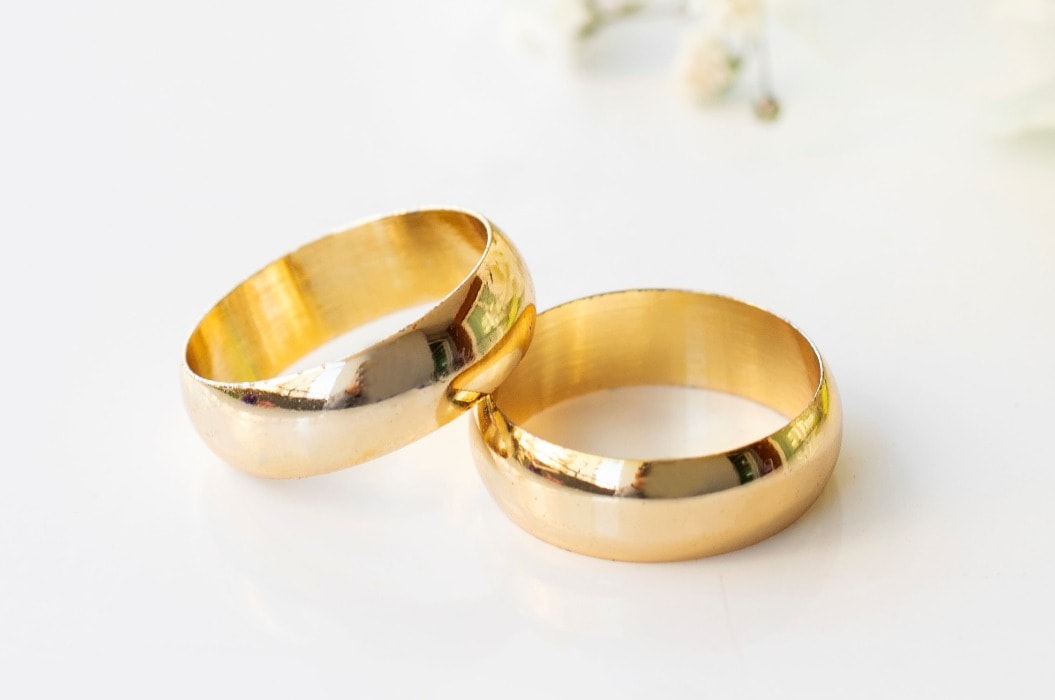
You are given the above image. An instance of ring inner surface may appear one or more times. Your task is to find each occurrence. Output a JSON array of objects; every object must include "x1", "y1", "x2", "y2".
[
  {"x1": 493, "y1": 290, "x2": 821, "y2": 432},
  {"x1": 187, "y1": 210, "x2": 488, "y2": 382}
]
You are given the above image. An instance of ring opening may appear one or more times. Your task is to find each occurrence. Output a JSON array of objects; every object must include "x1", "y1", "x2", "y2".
[
  {"x1": 523, "y1": 386, "x2": 790, "y2": 459},
  {"x1": 492, "y1": 290, "x2": 822, "y2": 430},
  {"x1": 186, "y1": 210, "x2": 488, "y2": 382}
]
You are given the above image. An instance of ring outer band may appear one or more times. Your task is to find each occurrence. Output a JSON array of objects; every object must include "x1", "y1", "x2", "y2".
[
  {"x1": 469, "y1": 289, "x2": 842, "y2": 562},
  {"x1": 183, "y1": 208, "x2": 535, "y2": 478}
]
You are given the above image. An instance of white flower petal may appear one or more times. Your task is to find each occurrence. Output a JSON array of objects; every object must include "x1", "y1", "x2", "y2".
[{"x1": 676, "y1": 26, "x2": 737, "y2": 102}]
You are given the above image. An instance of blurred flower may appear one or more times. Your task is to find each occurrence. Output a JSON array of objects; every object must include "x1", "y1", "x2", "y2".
[
  {"x1": 676, "y1": 27, "x2": 739, "y2": 102},
  {"x1": 753, "y1": 93, "x2": 780, "y2": 120},
  {"x1": 551, "y1": 0, "x2": 597, "y2": 39},
  {"x1": 506, "y1": 0, "x2": 595, "y2": 55},
  {"x1": 506, "y1": 0, "x2": 778, "y2": 118},
  {"x1": 714, "y1": 0, "x2": 765, "y2": 38}
]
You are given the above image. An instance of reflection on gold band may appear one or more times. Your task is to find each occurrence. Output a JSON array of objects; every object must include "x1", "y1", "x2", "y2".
[
  {"x1": 470, "y1": 289, "x2": 841, "y2": 562},
  {"x1": 183, "y1": 209, "x2": 535, "y2": 478}
]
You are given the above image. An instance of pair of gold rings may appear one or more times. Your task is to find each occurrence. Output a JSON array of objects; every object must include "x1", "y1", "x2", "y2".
[{"x1": 183, "y1": 209, "x2": 842, "y2": 561}]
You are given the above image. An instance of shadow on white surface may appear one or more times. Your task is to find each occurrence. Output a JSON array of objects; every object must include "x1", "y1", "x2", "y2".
[
  {"x1": 477, "y1": 463, "x2": 846, "y2": 646},
  {"x1": 191, "y1": 415, "x2": 512, "y2": 655},
  {"x1": 179, "y1": 382, "x2": 877, "y2": 670},
  {"x1": 468, "y1": 388, "x2": 893, "y2": 660}
]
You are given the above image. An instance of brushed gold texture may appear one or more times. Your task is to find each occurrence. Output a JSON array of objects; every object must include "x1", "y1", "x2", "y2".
[
  {"x1": 471, "y1": 289, "x2": 841, "y2": 561},
  {"x1": 183, "y1": 209, "x2": 535, "y2": 478}
]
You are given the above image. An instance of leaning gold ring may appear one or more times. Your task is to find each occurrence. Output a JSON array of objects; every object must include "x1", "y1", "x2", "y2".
[
  {"x1": 183, "y1": 208, "x2": 535, "y2": 478},
  {"x1": 470, "y1": 289, "x2": 841, "y2": 561}
]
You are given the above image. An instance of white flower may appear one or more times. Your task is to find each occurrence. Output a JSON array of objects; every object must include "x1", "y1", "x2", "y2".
[
  {"x1": 505, "y1": 0, "x2": 596, "y2": 56},
  {"x1": 676, "y1": 27, "x2": 738, "y2": 102},
  {"x1": 714, "y1": 0, "x2": 765, "y2": 38},
  {"x1": 551, "y1": 0, "x2": 596, "y2": 39}
]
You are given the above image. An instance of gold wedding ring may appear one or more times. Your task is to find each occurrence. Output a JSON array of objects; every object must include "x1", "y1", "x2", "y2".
[
  {"x1": 470, "y1": 289, "x2": 841, "y2": 561},
  {"x1": 183, "y1": 209, "x2": 535, "y2": 478}
]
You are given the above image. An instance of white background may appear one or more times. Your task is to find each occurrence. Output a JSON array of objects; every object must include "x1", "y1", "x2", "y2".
[{"x1": 2, "y1": 1, "x2": 1053, "y2": 697}]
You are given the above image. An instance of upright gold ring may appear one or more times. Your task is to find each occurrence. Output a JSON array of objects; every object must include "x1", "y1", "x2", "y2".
[
  {"x1": 470, "y1": 289, "x2": 841, "y2": 561},
  {"x1": 183, "y1": 209, "x2": 535, "y2": 478}
]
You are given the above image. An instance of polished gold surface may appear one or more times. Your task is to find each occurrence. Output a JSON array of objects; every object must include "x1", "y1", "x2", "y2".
[
  {"x1": 183, "y1": 209, "x2": 535, "y2": 478},
  {"x1": 471, "y1": 289, "x2": 841, "y2": 561}
]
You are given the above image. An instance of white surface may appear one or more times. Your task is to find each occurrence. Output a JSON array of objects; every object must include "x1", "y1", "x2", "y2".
[{"x1": 2, "y1": 1, "x2": 1053, "y2": 697}]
